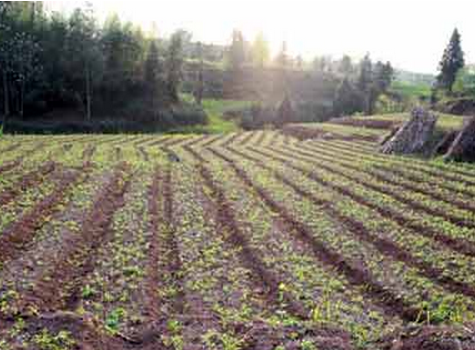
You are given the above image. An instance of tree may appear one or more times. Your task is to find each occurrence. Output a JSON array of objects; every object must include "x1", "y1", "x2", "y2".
[
  {"x1": 275, "y1": 41, "x2": 289, "y2": 69},
  {"x1": 68, "y1": 6, "x2": 101, "y2": 120},
  {"x1": 251, "y1": 32, "x2": 270, "y2": 68},
  {"x1": 0, "y1": 17, "x2": 42, "y2": 119},
  {"x1": 274, "y1": 41, "x2": 290, "y2": 98},
  {"x1": 10, "y1": 32, "x2": 42, "y2": 118},
  {"x1": 0, "y1": 24, "x2": 12, "y2": 119},
  {"x1": 338, "y1": 55, "x2": 353, "y2": 77},
  {"x1": 166, "y1": 31, "x2": 183, "y2": 104},
  {"x1": 193, "y1": 41, "x2": 204, "y2": 105},
  {"x1": 144, "y1": 39, "x2": 161, "y2": 109},
  {"x1": 334, "y1": 78, "x2": 361, "y2": 116},
  {"x1": 228, "y1": 29, "x2": 246, "y2": 71},
  {"x1": 436, "y1": 28, "x2": 464, "y2": 94},
  {"x1": 453, "y1": 66, "x2": 475, "y2": 96},
  {"x1": 0, "y1": 2, "x2": 14, "y2": 119},
  {"x1": 374, "y1": 61, "x2": 394, "y2": 93},
  {"x1": 357, "y1": 54, "x2": 375, "y2": 114},
  {"x1": 357, "y1": 54, "x2": 373, "y2": 91},
  {"x1": 101, "y1": 14, "x2": 143, "y2": 102}
]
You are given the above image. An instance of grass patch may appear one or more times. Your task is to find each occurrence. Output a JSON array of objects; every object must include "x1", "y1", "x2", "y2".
[
  {"x1": 355, "y1": 113, "x2": 465, "y2": 131},
  {"x1": 174, "y1": 95, "x2": 253, "y2": 134},
  {"x1": 390, "y1": 81, "x2": 432, "y2": 99}
]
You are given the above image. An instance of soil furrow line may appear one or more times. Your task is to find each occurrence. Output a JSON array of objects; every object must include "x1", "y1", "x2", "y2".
[
  {"x1": 199, "y1": 134, "x2": 227, "y2": 148},
  {"x1": 0, "y1": 143, "x2": 20, "y2": 154},
  {"x1": 0, "y1": 161, "x2": 57, "y2": 207},
  {"x1": 137, "y1": 146, "x2": 150, "y2": 162},
  {"x1": 221, "y1": 132, "x2": 242, "y2": 148},
  {"x1": 239, "y1": 132, "x2": 255, "y2": 147},
  {"x1": 22, "y1": 163, "x2": 132, "y2": 312},
  {"x1": 254, "y1": 131, "x2": 267, "y2": 147},
  {"x1": 0, "y1": 158, "x2": 23, "y2": 175},
  {"x1": 178, "y1": 135, "x2": 209, "y2": 148},
  {"x1": 0, "y1": 168, "x2": 86, "y2": 266},
  {"x1": 148, "y1": 136, "x2": 172, "y2": 147},
  {"x1": 142, "y1": 165, "x2": 184, "y2": 348}
]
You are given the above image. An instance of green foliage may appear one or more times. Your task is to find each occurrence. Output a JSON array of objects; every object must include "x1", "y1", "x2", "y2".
[
  {"x1": 452, "y1": 66, "x2": 475, "y2": 96},
  {"x1": 334, "y1": 78, "x2": 362, "y2": 116},
  {"x1": 32, "y1": 329, "x2": 75, "y2": 350},
  {"x1": 106, "y1": 307, "x2": 127, "y2": 332},
  {"x1": 390, "y1": 81, "x2": 431, "y2": 99},
  {"x1": 174, "y1": 96, "x2": 253, "y2": 133},
  {"x1": 144, "y1": 40, "x2": 162, "y2": 100},
  {"x1": 166, "y1": 31, "x2": 184, "y2": 103},
  {"x1": 436, "y1": 28, "x2": 465, "y2": 94},
  {"x1": 81, "y1": 284, "x2": 96, "y2": 299}
]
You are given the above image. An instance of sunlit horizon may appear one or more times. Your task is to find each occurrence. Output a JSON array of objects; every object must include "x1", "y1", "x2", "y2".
[{"x1": 46, "y1": 0, "x2": 475, "y2": 74}]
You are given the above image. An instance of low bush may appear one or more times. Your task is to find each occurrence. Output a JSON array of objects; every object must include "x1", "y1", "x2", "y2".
[{"x1": 2, "y1": 104, "x2": 208, "y2": 134}]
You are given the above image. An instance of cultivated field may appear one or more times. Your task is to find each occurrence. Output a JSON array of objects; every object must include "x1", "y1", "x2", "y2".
[{"x1": 1, "y1": 126, "x2": 475, "y2": 349}]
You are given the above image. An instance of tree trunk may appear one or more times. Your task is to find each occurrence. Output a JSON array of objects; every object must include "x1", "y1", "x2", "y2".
[
  {"x1": 2, "y1": 70, "x2": 9, "y2": 121},
  {"x1": 85, "y1": 64, "x2": 92, "y2": 121},
  {"x1": 19, "y1": 80, "x2": 25, "y2": 118}
]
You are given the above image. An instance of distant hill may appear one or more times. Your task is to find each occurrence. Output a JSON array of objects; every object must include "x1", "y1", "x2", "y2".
[
  {"x1": 390, "y1": 69, "x2": 435, "y2": 99},
  {"x1": 394, "y1": 69, "x2": 435, "y2": 86}
]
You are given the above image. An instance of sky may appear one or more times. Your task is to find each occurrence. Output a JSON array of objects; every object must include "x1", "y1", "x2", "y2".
[{"x1": 47, "y1": 0, "x2": 475, "y2": 74}]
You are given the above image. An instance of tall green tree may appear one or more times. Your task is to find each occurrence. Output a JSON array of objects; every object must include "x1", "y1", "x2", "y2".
[
  {"x1": 357, "y1": 54, "x2": 373, "y2": 91},
  {"x1": 374, "y1": 61, "x2": 394, "y2": 93},
  {"x1": 357, "y1": 53, "x2": 375, "y2": 114},
  {"x1": 144, "y1": 39, "x2": 161, "y2": 109},
  {"x1": 334, "y1": 78, "x2": 361, "y2": 116},
  {"x1": 0, "y1": 1, "x2": 42, "y2": 120},
  {"x1": 193, "y1": 41, "x2": 204, "y2": 105},
  {"x1": 0, "y1": 2, "x2": 15, "y2": 119},
  {"x1": 68, "y1": 6, "x2": 102, "y2": 120},
  {"x1": 436, "y1": 28, "x2": 464, "y2": 94},
  {"x1": 166, "y1": 31, "x2": 183, "y2": 103}
]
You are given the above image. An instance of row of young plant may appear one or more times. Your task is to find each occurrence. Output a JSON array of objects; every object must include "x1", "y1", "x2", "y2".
[
  {"x1": 326, "y1": 138, "x2": 475, "y2": 179},
  {"x1": 308, "y1": 139, "x2": 475, "y2": 196},
  {"x1": 280, "y1": 143, "x2": 475, "y2": 226},
  {"x1": 271, "y1": 140, "x2": 475, "y2": 244},
  {"x1": 213, "y1": 144, "x2": 475, "y2": 327},
  {"x1": 0, "y1": 145, "x2": 140, "y2": 347},
  {"x1": 190, "y1": 145, "x2": 404, "y2": 347},
  {"x1": 243, "y1": 144, "x2": 475, "y2": 292},
  {"x1": 172, "y1": 147, "x2": 301, "y2": 349}
]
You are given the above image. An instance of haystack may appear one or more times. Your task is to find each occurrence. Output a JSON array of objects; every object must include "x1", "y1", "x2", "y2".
[
  {"x1": 444, "y1": 116, "x2": 475, "y2": 162},
  {"x1": 381, "y1": 107, "x2": 438, "y2": 155}
]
